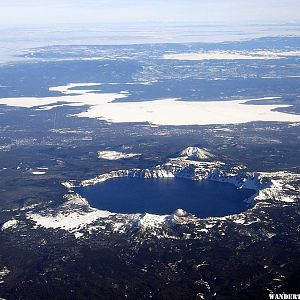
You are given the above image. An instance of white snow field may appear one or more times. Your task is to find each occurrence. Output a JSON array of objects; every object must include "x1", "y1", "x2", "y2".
[
  {"x1": 0, "y1": 83, "x2": 299, "y2": 126},
  {"x1": 163, "y1": 50, "x2": 300, "y2": 61}
]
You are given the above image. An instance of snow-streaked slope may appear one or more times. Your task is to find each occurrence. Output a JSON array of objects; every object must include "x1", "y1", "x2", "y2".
[
  {"x1": 27, "y1": 194, "x2": 113, "y2": 236},
  {"x1": 0, "y1": 267, "x2": 10, "y2": 284},
  {"x1": 180, "y1": 147, "x2": 215, "y2": 160}
]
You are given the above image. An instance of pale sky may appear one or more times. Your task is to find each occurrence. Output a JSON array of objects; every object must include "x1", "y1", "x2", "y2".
[{"x1": 0, "y1": 0, "x2": 299, "y2": 26}]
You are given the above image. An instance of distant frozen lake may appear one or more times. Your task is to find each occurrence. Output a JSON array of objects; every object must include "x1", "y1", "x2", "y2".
[{"x1": 1, "y1": 83, "x2": 299, "y2": 126}]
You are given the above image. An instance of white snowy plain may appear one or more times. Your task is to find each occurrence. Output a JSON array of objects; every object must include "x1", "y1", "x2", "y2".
[
  {"x1": 0, "y1": 83, "x2": 299, "y2": 126},
  {"x1": 163, "y1": 50, "x2": 300, "y2": 61}
]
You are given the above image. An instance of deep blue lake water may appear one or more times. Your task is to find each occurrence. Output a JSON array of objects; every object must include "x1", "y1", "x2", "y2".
[{"x1": 74, "y1": 178, "x2": 255, "y2": 217}]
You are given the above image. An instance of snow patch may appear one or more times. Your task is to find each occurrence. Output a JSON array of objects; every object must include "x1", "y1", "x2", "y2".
[
  {"x1": 27, "y1": 194, "x2": 113, "y2": 235},
  {"x1": 28, "y1": 210, "x2": 110, "y2": 231},
  {"x1": 139, "y1": 213, "x2": 167, "y2": 229},
  {"x1": 31, "y1": 171, "x2": 46, "y2": 175},
  {"x1": 173, "y1": 209, "x2": 189, "y2": 217},
  {"x1": 0, "y1": 267, "x2": 10, "y2": 284},
  {"x1": 97, "y1": 150, "x2": 141, "y2": 160},
  {"x1": 74, "y1": 232, "x2": 84, "y2": 239},
  {"x1": 1, "y1": 219, "x2": 19, "y2": 231}
]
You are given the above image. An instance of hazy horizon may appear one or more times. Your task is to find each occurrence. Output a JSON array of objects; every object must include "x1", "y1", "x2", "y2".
[{"x1": 0, "y1": 0, "x2": 299, "y2": 26}]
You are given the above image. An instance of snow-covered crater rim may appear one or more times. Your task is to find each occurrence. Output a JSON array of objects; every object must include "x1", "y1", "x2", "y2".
[
  {"x1": 24, "y1": 152, "x2": 300, "y2": 238},
  {"x1": 63, "y1": 155, "x2": 300, "y2": 217},
  {"x1": 62, "y1": 157, "x2": 266, "y2": 217}
]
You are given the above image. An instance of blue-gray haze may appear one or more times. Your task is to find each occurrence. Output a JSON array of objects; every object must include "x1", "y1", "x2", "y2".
[{"x1": 0, "y1": 0, "x2": 299, "y2": 25}]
